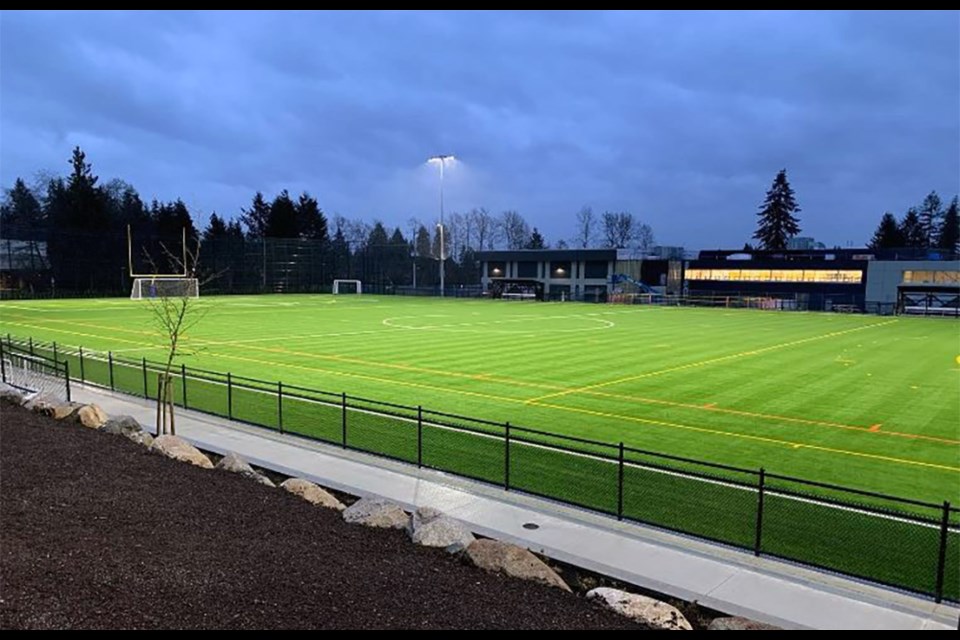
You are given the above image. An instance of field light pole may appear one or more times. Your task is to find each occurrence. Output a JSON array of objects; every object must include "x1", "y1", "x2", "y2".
[{"x1": 428, "y1": 155, "x2": 454, "y2": 297}]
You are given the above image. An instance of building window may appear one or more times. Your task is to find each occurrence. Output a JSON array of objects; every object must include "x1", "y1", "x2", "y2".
[
  {"x1": 903, "y1": 270, "x2": 959, "y2": 285},
  {"x1": 517, "y1": 261, "x2": 537, "y2": 278},
  {"x1": 685, "y1": 268, "x2": 862, "y2": 284},
  {"x1": 584, "y1": 261, "x2": 608, "y2": 279},
  {"x1": 487, "y1": 261, "x2": 506, "y2": 277},
  {"x1": 550, "y1": 261, "x2": 571, "y2": 278}
]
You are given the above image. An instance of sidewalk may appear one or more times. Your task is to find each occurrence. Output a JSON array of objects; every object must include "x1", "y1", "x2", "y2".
[{"x1": 72, "y1": 385, "x2": 958, "y2": 630}]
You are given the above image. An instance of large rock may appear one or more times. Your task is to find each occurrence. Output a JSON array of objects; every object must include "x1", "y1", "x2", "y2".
[
  {"x1": 25, "y1": 395, "x2": 79, "y2": 419},
  {"x1": 126, "y1": 431, "x2": 155, "y2": 447},
  {"x1": 0, "y1": 382, "x2": 25, "y2": 405},
  {"x1": 151, "y1": 435, "x2": 213, "y2": 469},
  {"x1": 587, "y1": 588, "x2": 692, "y2": 631},
  {"x1": 76, "y1": 403, "x2": 107, "y2": 429},
  {"x1": 215, "y1": 451, "x2": 275, "y2": 487},
  {"x1": 342, "y1": 498, "x2": 409, "y2": 529},
  {"x1": 708, "y1": 616, "x2": 780, "y2": 631},
  {"x1": 100, "y1": 415, "x2": 153, "y2": 447},
  {"x1": 280, "y1": 478, "x2": 345, "y2": 511},
  {"x1": 464, "y1": 540, "x2": 571, "y2": 592},
  {"x1": 100, "y1": 415, "x2": 145, "y2": 437},
  {"x1": 408, "y1": 506, "x2": 475, "y2": 553}
]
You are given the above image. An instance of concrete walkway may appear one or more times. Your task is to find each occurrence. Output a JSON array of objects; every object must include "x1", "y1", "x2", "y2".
[{"x1": 72, "y1": 385, "x2": 957, "y2": 630}]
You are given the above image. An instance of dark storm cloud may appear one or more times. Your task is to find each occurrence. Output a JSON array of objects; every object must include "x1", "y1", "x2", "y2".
[{"x1": 2, "y1": 10, "x2": 958, "y2": 247}]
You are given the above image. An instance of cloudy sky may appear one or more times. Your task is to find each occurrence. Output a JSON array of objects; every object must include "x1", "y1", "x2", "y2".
[{"x1": 2, "y1": 10, "x2": 958, "y2": 248}]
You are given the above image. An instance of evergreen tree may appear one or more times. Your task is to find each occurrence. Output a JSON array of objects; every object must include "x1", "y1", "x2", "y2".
[
  {"x1": 868, "y1": 212, "x2": 904, "y2": 249},
  {"x1": 266, "y1": 190, "x2": 298, "y2": 238},
  {"x1": 938, "y1": 197, "x2": 959, "y2": 254},
  {"x1": 917, "y1": 191, "x2": 943, "y2": 247},
  {"x1": 329, "y1": 224, "x2": 351, "y2": 280},
  {"x1": 296, "y1": 192, "x2": 328, "y2": 241},
  {"x1": 240, "y1": 192, "x2": 271, "y2": 238},
  {"x1": 203, "y1": 213, "x2": 229, "y2": 242},
  {"x1": 899, "y1": 209, "x2": 926, "y2": 248},
  {"x1": 526, "y1": 227, "x2": 546, "y2": 249},
  {"x1": 753, "y1": 169, "x2": 801, "y2": 250},
  {"x1": 0, "y1": 178, "x2": 44, "y2": 231}
]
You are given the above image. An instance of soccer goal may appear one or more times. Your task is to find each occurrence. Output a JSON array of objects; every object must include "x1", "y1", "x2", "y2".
[
  {"x1": 131, "y1": 277, "x2": 199, "y2": 300},
  {"x1": 332, "y1": 279, "x2": 362, "y2": 295}
]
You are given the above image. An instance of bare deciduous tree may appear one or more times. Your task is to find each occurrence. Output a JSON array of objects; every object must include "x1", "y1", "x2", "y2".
[
  {"x1": 469, "y1": 208, "x2": 497, "y2": 252},
  {"x1": 601, "y1": 211, "x2": 635, "y2": 248},
  {"x1": 499, "y1": 210, "x2": 530, "y2": 250},
  {"x1": 634, "y1": 223, "x2": 656, "y2": 253},
  {"x1": 574, "y1": 205, "x2": 597, "y2": 248}
]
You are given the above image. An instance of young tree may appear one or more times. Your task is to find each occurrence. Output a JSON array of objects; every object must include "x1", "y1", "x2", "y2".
[
  {"x1": 574, "y1": 205, "x2": 596, "y2": 248},
  {"x1": 899, "y1": 208, "x2": 926, "y2": 248},
  {"x1": 526, "y1": 227, "x2": 546, "y2": 249},
  {"x1": 938, "y1": 197, "x2": 959, "y2": 254},
  {"x1": 868, "y1": 212, "x2": 904, "y2": 249},
  {"x1": 917, "y1": 191, "x2": 943, "y2": 247},
  {"x1": 601, "y1": 211, "x2": 634, "y2": 248},
  {"x1": 753, "y1": 169, "x2": 801, "y2": 250}
]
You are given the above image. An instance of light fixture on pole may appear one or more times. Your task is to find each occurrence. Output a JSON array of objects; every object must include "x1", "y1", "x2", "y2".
[{"x1": 427, "y1": 154, "x2": 455, "y2": 297}]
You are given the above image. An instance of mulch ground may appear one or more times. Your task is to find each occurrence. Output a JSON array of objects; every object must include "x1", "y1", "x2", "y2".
[{"x1": 0, "y1": 403, "x2": 641, "y2": 629}]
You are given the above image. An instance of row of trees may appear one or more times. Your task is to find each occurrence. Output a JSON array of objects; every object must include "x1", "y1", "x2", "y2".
[
  {"x1": 1, "y1": 147, "x2": 660, "y2": 293},
  {"x1": 868, "y1": 192, "x2": 959, "y2": 252}
]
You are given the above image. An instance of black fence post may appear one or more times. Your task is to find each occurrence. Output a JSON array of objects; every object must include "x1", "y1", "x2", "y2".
[
  {"x1": 617, "y1": 442, "x2": 625, "y2": 521},
  {"x1": 504, "y1": 422, "x2": 511, "y2": 491},
  {"x1": 181, "y1": 364, "x2": 187, "y2": 408},
  {"x1": 0, "y1": 339, "x2": 6, "y2": 383},
  {"x1": 417, "y1": 406, "x2": 423, "y2": 468},
  {"x1": 64, "y1": 360, "x2": 71, "y2": 402},
  {"x1": 754, "y1": 468, "x2": 766, "y2": 557},
  {"x1": 341, "y1": 392, "x2": 347, "y2": 448},
  {"x1": 227, "y1": 372, "x2": 233, "y2": 420},
  {"x1": 28, "y1": 337, "x2": 34, "y2": 356},
  {"x1": 277, "y1": 381, "x2": 284, "y2": 433},
  {"x1": 935, "y1": 501, "x2": 951, "y2": 603},
  {"x1": 142, "y1": 357, "x2": 148, "y2": 398},
  {"x1": 108, "y1": 352, "x2": 115, "y2": 391},
  {"x1": 52, "y1": 341, "x2": 58, "y2": 363},
  {"x1": 79, "y1": 346, "x2": 85, "y2": 383}
]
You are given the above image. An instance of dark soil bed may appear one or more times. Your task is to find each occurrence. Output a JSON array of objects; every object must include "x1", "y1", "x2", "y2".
[{"x1": 0, "y1": 403, "x2": 640, "y2": 629}]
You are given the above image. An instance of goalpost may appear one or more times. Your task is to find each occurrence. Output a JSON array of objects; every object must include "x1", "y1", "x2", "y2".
[
  {"x1": 131, "y1": 277, "x2": 199, "y2": 300},
  {"x1": 127, "y1": 225, "x2": 200, "y2": 299},
  {"x1": 332, "y1": 279, "x2": 362, "y2": 295}
]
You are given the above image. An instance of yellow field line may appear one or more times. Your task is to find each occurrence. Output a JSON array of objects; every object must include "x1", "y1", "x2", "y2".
[
  {"x1": 6, "y1": 316, "x2": 955, "y2": 446},
  {"x1": 532, "y1": 402, "x2": 960, "y2": 474},
  {"x1": 524, "y1": 319, "x2": 899, "y2": 404}
]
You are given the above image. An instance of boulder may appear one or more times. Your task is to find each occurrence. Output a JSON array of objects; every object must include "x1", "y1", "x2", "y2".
[
  {"x1": 464, "y1": 540, "x2": 571, "y2": 592},
  {"x1": 280, "y1": 478, "x2": 345, "y2": 511},
  {"x1": 127, "y1": 431, "x2": 155, "y2": 447},
  {"x1": 708, "y1": 616, "x2": 780, "y2": 631},
  {"x1": 100, "y1": 415, "x2": 153, "y2": 446},
  {"x1": 408, "y1": 506, "x2": 475, "y2": 553},
  {"x1": 76, "y1": 404, "x2": 108, "y2": 429},
  {"x1": 151, "y1": 435, "x2": 213, "y2": 469},
  {"x1": 342, "y1": 498, "x2": 409, "y2": 529},
  {"x1": 0, "y1": 382, "x2": 25, "y2": 405},
  {"x1": 24, "y1": 393, "x2": 58, "y2": 415},
  {"x1": 215, "y1": 451, "x2": 275, "y2": 487},
  {"x1": 100, "y1": 415, "x2": 145, "y2": 437},
  {"x1": 586, "y1": 588, "x2": 692, "y2": 631},
  {"x1": 52, "y1": 402, "x2": 83, "y2": 420}
]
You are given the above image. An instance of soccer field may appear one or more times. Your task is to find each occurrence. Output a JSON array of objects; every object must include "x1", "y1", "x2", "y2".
[{"x1": 1, "y1": 295, "x2": 958, "y2": 503}]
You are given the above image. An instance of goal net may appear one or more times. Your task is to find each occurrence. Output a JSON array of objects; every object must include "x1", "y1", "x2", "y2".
[
  {"x1": 333, "y1": 279, "x2": 362, "y2": 295},
  {"x1": 130, "y1": 277, "x2": 199, "y2": 300}
]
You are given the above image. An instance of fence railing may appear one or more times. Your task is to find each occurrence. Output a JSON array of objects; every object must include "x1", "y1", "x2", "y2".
[
  {"x1": 0, "y1": 339, "x2": 71, "y2": 401},
  {"x1": 5, "y1": 333, "x2": 958, "y2": 603}
]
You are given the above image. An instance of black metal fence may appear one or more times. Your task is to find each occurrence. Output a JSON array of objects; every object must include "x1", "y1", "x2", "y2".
[{"x1": 5, "y1": 333, "x2": 958, "y2": 603}]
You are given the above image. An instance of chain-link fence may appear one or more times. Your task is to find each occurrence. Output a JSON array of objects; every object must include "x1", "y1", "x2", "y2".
[
  {"x1": 0, "y1": 339, "x2": 71, "y2": 401},
  {"x1": 7, "y1": 333, "x2": 958, "y2": 603}
]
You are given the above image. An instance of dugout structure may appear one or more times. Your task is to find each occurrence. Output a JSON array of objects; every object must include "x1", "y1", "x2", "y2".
[{"x1": 489, "y1": 278, "x2": 544, "y2": 301}]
